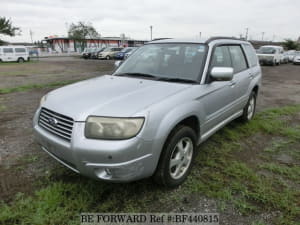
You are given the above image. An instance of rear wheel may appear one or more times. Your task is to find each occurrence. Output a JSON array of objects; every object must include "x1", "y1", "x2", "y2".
[
  {"x1": 106, "y1": 56, "x2": 111, "y2": 60},
  {"x1": 154, "y1": 126, "x2": 197, "y2": 187},
  {"x1": 18, "y1": 58, "x2": 24, "y2": 63},
  {"x1": 240, "y1": 91, "x2": 256, "y2": 122}
]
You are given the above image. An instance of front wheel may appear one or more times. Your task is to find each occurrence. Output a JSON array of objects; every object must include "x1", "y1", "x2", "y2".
[
  {"x1": 240, "y1": 91, "x2": 257, "y2": 122},
  {"x1": 154, "y1": 126, "x2": 197, "y2": 188},
  {"x1": 106, "y1": 56, "x2": 111, "y2": 60}
]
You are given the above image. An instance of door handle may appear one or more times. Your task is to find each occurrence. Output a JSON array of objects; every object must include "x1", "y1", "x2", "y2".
[
  {"x1": 229, "y1": 81, "x2": 236, "y2": 87},
  {"x1": 249, "y1": 73, "x2": 254, "y2": 79}
]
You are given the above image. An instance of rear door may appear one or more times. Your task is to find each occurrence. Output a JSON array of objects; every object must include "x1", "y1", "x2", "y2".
[
  {"x1": 3, "y1": 47, "x2": 14, "y2": 61},
  {"x1": 228, "y1": 45, "x2": 251, "y2": 111}
]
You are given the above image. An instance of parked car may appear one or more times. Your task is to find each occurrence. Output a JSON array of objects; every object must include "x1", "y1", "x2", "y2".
[
  {"x1": 124, "y1": 47, "x2": 138, "y2": 59},
  {"x1": 281, "y1": 52, "x2": 289, "y2": 64},
  {"x1": 34, "y1": 37, "x2": 261, "y2": 187},
  {"x1": 82, "y1": 48, "x2": 100, "y2": 59},
  {"x1": 0, "y1": 46, "x2": 30, "y2": 63},
  {"x1": 91, "y1": 47, "x2": 105, "y2": 59},
  {"x1": 114, "y1": 47, "x2": 137, "y2": 60},
  {"x1": 256, "y1": 45, "x2": 284, "y2": 66},
  {"x1": 98, "y1": 47, "x2": 123, "y2": 60},
  {"x1": 293, "y1": 51, "x2": 300, "y2": 65},
  {"x1": 287, "y1": 50, "x2": 296, "y2": 62}
]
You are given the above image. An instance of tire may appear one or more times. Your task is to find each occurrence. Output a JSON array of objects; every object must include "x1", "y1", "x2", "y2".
[
  {"x1": 106, "y1": 56, "x2": 111, "y2": 60},
  {"x1": 18, "y1": 58, "x2": 24, "y2": 63},
  {"x1": 240, "y1": 91, "x2": 257, "y2": 122},
  {"x1": 154, "y1": 125, "x2": 197, "y2": 188}
]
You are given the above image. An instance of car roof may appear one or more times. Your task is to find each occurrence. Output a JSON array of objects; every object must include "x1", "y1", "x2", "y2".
[
  {"x1": 148, "y1": 36, "x2": 249, "y2": 45},
  {"x1": 260, "y1": 45, "x2": 283, "y2": 48}
]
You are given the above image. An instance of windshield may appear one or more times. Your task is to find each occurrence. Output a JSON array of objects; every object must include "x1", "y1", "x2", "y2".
[
  {"x1": 113, "y1": 43, "x2": 207, "y2": 82},
  {"x1": 103, "y1": 47, "x2": 112, "y2": 52},
  {"x1": 258, "y1": 47, "x2": 276, "y2": 54}
]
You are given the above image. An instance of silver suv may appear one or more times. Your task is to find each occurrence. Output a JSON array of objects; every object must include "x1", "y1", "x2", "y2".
[{"x1": 33, "y1": 37, "x2": 261, "y2": 187}]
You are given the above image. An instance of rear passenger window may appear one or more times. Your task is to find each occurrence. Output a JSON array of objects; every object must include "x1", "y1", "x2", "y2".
[
  {"x1": 228, "y1": 46, "x2": 248, "y2": 73},
  {"x1": 243, "y1": 44, "x2": 258, "y2": 67},
  {"x1": 3, "y1": 48, "x2": 13, "y2": 53},
  {"x1": 211, "y1": 46, "x2": 232, "y2": 67},
  {"x1": 15, "y1": 48, "x2": 26, "y2": 53}
]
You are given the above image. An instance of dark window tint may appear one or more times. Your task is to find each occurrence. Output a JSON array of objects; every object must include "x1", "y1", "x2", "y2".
[
  {"x1": 15, "y1": 48, "x2": 26, "y2": 53},
  {"x1": 228, "y1": 46, "x2": 248, "y2": 73},
  {"x1": 3, "y1": 48, "x2": 13, "y2": 53},
  {"x1": 211, "y1": 46, "x2": 232, "y2": 67},
  {"x1": 243, "y1": 44, "x2": 258, "y2": 67}
]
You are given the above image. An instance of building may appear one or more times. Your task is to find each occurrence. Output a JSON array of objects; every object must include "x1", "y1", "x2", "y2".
[{"x1": 42, "y1": 36, "x2": 147, "y2": 53}]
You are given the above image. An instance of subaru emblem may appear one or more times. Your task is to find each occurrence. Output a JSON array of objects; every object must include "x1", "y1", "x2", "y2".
[{"x1": 48, "y1": 117, "x2": 58, "y2": 127}]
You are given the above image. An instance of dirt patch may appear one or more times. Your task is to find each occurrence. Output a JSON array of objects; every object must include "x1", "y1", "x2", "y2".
[{"x1": 0, "y1": 57, "x2": 115, "y2": 89}]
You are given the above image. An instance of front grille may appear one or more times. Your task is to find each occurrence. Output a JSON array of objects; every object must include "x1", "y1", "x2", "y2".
[{"x1": 38, "y1": 107, "x2": 74, "y2": 142}]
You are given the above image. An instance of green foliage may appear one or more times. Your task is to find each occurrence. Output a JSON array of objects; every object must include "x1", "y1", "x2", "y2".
[
  {"x1": 0, "y1": 17, "x2": 21, "y2": 44},
  {"x1": 68, "y1": 21, "x2": 99, "y2": 51},
  {"x1": 282, "y1": 39, "x2": 300, "y2": 50}
]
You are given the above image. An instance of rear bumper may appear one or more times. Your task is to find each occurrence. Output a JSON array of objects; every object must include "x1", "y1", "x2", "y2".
[
  {"x1": 33, "y1": 110, "x2": 158, "y2": 182},
  {"x1": 259, "y1": 58, "x2": 274, "y2": 65}
]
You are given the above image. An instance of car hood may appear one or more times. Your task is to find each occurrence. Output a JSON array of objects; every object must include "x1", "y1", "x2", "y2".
[{"x1": 42, "y1": 75, "x2": 190, "y2": 121}]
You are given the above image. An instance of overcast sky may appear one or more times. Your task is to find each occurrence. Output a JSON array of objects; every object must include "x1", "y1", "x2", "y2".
[{"x1": 1, "y1": 0, "x2": 300, "y2": 43}]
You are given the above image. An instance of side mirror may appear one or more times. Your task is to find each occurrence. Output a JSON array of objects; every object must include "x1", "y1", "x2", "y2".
[
  {"x1": 210, "y1": 67, "x2": 234, "y2": 81},
  {"x1": 114, "y1": 61, "x2": 122, "y2": 67}
]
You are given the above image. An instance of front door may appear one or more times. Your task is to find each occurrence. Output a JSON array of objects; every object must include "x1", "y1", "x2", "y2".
[{"x1": 199, "y1": 45, "x2": 237, "y2": 134}]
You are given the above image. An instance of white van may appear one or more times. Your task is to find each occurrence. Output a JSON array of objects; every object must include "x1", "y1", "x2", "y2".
[
  {"x1": 0, "y1": 46, "x2": 30, "y2": 63},
  {"x1": 256, "y1": 45, "x2": 284, "y2": 66}
]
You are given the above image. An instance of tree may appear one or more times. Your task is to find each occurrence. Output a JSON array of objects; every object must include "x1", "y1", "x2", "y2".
[
  {"x1": 68, "y1": 21, "x2": 100, "y2": 52},
  {"x1": 282, "y1": 39, "x2": 299, "y2": 50},
  {"x1": 0, "y1": 17, "x2": 21, "y2": 44}
]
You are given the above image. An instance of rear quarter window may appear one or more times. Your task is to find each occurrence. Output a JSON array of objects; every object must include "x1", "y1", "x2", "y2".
[
  {"x1": 243, "y1": 44, "x2": 258, "y2": 67},
  {"x1": 3, "y1": 48, "x2": 13, "y2": 53}
]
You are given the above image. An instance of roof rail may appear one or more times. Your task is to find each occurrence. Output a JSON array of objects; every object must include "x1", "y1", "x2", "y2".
[
  {"x1": 205, "y1": 36, "x2": 243, "y2": 43},
  {"x1": 151, "y1": 38, "x2": 173, "y2": 41}
]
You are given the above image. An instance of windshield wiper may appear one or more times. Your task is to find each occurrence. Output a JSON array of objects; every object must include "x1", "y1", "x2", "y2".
[
  {"x1": 157, "y1": 77, "x2": 198, "y2": 84},
  {"x1": 114, "y1": 73, "x2": 158, "y2": 79}
]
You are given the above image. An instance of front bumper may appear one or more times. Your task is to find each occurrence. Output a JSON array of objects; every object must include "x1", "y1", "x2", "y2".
[
  {"x1": 293, "y1": 60, "x2": 300, "y2": 64},
  {"x1": 33, "y1": 110, "x2": 157, "y2": 182}
]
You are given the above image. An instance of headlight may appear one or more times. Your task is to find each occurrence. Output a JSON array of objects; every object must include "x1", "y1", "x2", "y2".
[
  {"x1": 39, "y1": 95, "x2": 47, "y2": 107},
  {"x1": 85, "y1": 116, "x2": 145, "y2": 140}
]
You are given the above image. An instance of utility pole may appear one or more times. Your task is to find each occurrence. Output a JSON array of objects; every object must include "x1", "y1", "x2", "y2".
[
  {"x1": 261, "y1": 32, "x2": 265, "y2": 41},
  {"x1": 150, "y1": 25, "x2": 153, "y2": 41},
  {"x1": 29, "y1": 29, "x2": 33, "y2": 43},
  {"x1": 245, "y1": 28, "x2": 249, "y2": 40},
  {"x1": 199, "y1": 32, "x2": 202, "y2": 39}
]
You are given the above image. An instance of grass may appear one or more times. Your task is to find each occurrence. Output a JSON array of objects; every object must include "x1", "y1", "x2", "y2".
[
  {"x1": 0, "y1": 105, "x2": 300, "y2": 225},
  {"x1": 0, "y1": 80, "x2": 81, "y2": 94},
  {"x1": 0, "y1": 104, "x2": 5, "y2": 112}
]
